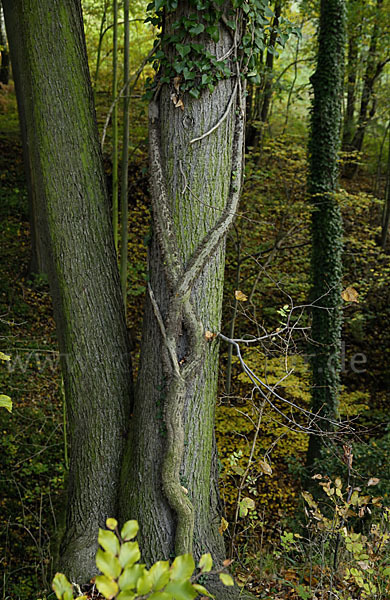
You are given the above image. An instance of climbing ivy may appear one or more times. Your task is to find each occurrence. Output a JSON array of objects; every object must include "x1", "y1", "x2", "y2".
[{"x1": 144, "y1": 0, "x2": 301, "y2": 98}]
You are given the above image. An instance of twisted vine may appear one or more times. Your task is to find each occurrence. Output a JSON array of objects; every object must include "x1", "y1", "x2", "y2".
[{"x1": 148, "y1": 84, "x2": 245, "y2": 554}]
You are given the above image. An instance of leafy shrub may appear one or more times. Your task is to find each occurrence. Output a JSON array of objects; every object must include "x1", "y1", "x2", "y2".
[{"x1": 52, "y1": 518, "x2": 234, "y2": 600}]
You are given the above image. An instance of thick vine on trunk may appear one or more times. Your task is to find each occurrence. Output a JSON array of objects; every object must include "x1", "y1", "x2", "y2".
[
  {"x1": 3, "y1": 0, "x2": 133, "y2": 582},
  {"x1": 306, "y1": 0, "x2": 345, "y2": 471},
  {"x1": 119, "y1": 3, "x2": 246, "y2": 596}
]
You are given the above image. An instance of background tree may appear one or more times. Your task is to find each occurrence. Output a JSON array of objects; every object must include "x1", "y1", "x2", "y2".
[
  {"x1": 306, "y1": 0, "x2": 345, "y2": 471},
  {"x1": 2, "y1": 0, "x2": 133, "y2": 580}
]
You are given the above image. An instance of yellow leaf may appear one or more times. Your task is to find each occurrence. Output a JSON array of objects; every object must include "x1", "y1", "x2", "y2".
[
  {"x1": 235, "y1": 290, "x2": 247, "y2": 302},
  {"x1": 341, "y1": 286, "x2": 359, "y2": 303},
  {"x1": 218, "y1": 517, "x2": 228, "y2": 535}
]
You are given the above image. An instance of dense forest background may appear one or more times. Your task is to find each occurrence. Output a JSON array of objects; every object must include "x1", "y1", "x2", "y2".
[{"x1": 0, "y1": 0, "x2": 389, "y2": 598}]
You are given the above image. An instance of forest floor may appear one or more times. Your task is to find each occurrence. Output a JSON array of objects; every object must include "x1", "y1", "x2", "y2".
[{"x1": 1, "y1": 85, "x2": 390, "y2": 599}]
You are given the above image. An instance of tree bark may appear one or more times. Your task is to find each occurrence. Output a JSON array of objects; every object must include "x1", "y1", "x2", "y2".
[
  {"x1": 3, "y1": 0, "x2": 133, "y2": 582},
  {"x1": 306, "y1": 0, "x2": 345, "y2": 471},
  {"x1": 342, "y1": 0, "x2": 361, "y2": 150},
  {"x1": 120, "y1": 3, "x2": 245, "y2": 596},
  {"x1": 349, "y1": 0, "x2": 385, "y2": 158},
  {"x1": 0, "y1": 5, "x2": 9, "y2": 85}
]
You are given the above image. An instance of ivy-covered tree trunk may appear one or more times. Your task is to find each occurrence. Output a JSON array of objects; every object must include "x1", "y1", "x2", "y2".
[
  {"x1": 2, "y1": 0, "x2": 133, "y2": 582},
  {"x1": 306, "y1": 0, "x2": 345, "y2": 470},
  {"x1": 119, "y1": 3, "x2": 245, "y2": 597}
]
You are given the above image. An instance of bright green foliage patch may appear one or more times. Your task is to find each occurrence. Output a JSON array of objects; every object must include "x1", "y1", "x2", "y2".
[{"x1": 52, "y1": 519, "x2": 233, "y2": 600}]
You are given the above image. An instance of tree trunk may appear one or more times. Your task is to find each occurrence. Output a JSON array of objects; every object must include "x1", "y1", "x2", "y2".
[
  {"x1": 349, "y1": 0, "x2": 384, "y2": 158},
  {"x1": 342, "y1": 1, "x2": 361, "y2": 150},
  {"x1": 3, "y1": 0, "x2": 133, "y2": 583},
  {"x1": 306, "y1": 0, "x2": 345, "y2": 471},
  {"x1": 120, "y1": 3, "x2": 245, "y2": 596}
]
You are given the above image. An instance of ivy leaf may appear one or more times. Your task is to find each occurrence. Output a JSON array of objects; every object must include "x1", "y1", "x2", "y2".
[
  {"x1": 176, "y1": 44, "x2": 191, "y2": 59},
  {"x1": 121, "y1": 520, "x2": 139, "y2": 541},
  {"x1": 95, "y1": 575, "x2": 119, "y2": 599},
  {"x1": 189, "y1": 23, "x2": 204, "y2": 35},
  {"x1": 155, "y1": 0, "x2": 165, "y2": 10},
  {"x1": 205, "y1": 25, "x2": 219, "y2": 42},
  {"x1": 170, "y1": 554, "x2": 195, "y2": 581},
  {"x1": 219, "y1": 573, "x2": 234, "y2": 586},
  {"x1": 98, "y1": 528, "x2": 120, "y2": 556},
  {"x1": 52, "y1": 573, "x2": 74, "y2": 600},
  {"x1": 0, "y1": 395, "x2": 12, "y2": 412}
]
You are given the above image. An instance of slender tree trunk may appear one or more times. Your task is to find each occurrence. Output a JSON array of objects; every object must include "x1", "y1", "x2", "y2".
[
  {"x1": 3, "y1": 0, "x2": 133, "y2": 582},
  {"x1": 306, "y1": 0, "x2": 345, "y2": 471},
  {"x1": 120, "y1": 3, "x2": 246, "y2": 597},
  {"x1": 342, "y1": 10, "x2": 360, "y2": 150},
  {"x1": 349, "y1": 0, "x2": 384, "y2": 160},
  {"x1": 380, "y1": 128, "x2": 390, "y2": 250},
  {"x1": 112, "y1": 0, "x2": 119, "y2": 251},
  {"x1": 120, "y1": 0, "x2": 130, "y2": 309},
  {"x1": 0, "y1": 5, "x2": 9, "y2": 85}
]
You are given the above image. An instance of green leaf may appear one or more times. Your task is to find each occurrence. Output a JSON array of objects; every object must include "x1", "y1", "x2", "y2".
[
  {"x1": 95, "y1": 575, "x2": 119, "y2": 599},
  {"x1": 189, "y1": 23, "x2": 204, "y2": 35},
  {"x1": 150, "y1": 560, "x2": 170, "y2": 591},
  {"x1": 116, "y1": 592, "x2": 137, "y2": 600},
  {"x1": 239, "y1": 497, "x2": 255, "y2": 518},
  {"x1": 189, "y1": 88, "x2": 200, "y2": 99},
  {"x1": 193, "y1": 584, "x2": 214, "y2": 597},
  {"x1": 205, "y1": 25, "x2": 219, "y2": 42},
  {"x1": 176, "y1": 44, "x2": 191, "y2": 59},
  {"x1": 155, "y1": 0, "x2": 165, "y2": 10},
  {"x1": 119, "y1": 564, "x2": 145, "y2": 590},
  {"x1": 0, "y1": 395, "x2": 12, "y2": 412},
  {"x1": 170, "y1": 554, "x2": 195, "y2": 581},
  {"x1": 219, "y1": 573, "x2": 234, "y2": 586},
  {"x1": 165, "y1": 580, "x2": 198, "y2": 600},
  {"x1": 52, "y1": 573, "x2": 74, "y2": 600},
  {"x1": 98, "y1": 528, "x2": 120, "y2": 556},
  {"x1": 148, "y1": 594, "x2": 173, "y2": 600},
  {"x1": 119, "y1": 541, "x2": 141, "y2": 569},
  {"x1": 0, "y1": 352, "x2": 11, "y2": 361},
  {"x1": 198, "y1": 553, "x2": 213, "y2": 573},
  {"x1": 96, "y1": 548, "x2": 122, "y2": 579},
  {"x1": 137, "y1": 571, "x2": 153, "y2": 595},
  {"x1": 106, "y1": 518, "x2": 118, "y2": 531},
  {"x1": 121, "y1": 520, "x2": 139, "y2": 541}
]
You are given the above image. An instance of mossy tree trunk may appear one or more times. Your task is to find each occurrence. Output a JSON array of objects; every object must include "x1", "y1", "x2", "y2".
[
  {"x1": 3, "y1": 0, "x2": 133, "y2": 582},
  {"x1": 306, "y1": 0, "x2": 345, "y2": 471},
  {"x1": 119, "y1": 3, "x2": 246, "y2": 597}
]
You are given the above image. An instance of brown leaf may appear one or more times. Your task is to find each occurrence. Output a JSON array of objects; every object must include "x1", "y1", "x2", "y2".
[
  {"x1": 173, "y1": 76, "x2": 181, "y2": 92},
  {"x1": 367, "y1": 477, "x2": 380, "y2": 486},
  {"x1": 235, "y1": 290, "x2": 248, "y2": 302},
  {"x1": 341, "y1": 286, "x2": 359, "y2": 303},
  {"x1": 259, "y1": 459, "x2": 272, "y2": 475},
  {"x1": 204, "y1": 330, "x2": 216, "y2": 341},
  {"x1": 223, "y1": 559, "x2": 233, "y2": 567}
]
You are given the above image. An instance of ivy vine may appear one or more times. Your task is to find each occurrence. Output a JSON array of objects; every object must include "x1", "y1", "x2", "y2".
[{"x1": 144, "y1": 0, "x2": 301, "y2": 100}]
